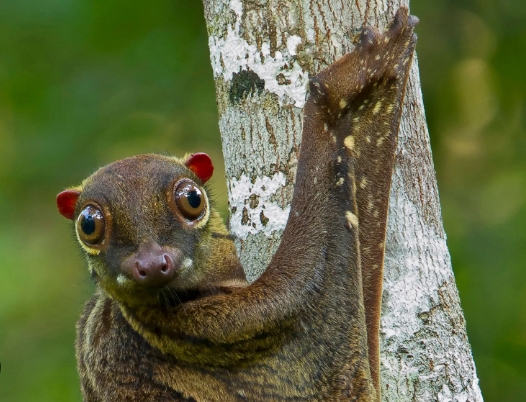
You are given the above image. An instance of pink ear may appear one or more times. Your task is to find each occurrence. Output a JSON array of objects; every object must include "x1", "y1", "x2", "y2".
[
  {"x1": 185, "y1": 153, "x2": 214, "y2": 183},
  {"x1": 57, "y1": 190, "x2": 81, "y2": 220}
]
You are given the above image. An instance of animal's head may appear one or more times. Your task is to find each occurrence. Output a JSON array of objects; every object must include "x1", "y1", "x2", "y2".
[{"x1": 56, "y1": 153, "x2": 242, "y2": 307}]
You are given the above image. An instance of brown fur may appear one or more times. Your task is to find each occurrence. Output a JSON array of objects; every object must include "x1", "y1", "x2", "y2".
[{"x1": 65, "y1": 8, "x2": 417, "y2": 401}]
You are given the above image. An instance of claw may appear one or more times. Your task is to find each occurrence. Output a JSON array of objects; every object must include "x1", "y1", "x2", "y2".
[
  {"x1": 389, "y1": 6, "x2": 407, "y2": 34},
  {"x1": 386, "y1": 7, "x2": 418, "y2": 38}
]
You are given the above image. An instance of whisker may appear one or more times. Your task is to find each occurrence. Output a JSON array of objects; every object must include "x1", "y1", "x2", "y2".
[{"x1": 169, "y1": 288, "x2": 183, "y2": 306}]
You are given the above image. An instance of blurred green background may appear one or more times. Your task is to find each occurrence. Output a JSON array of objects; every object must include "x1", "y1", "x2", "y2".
[{"x1": 0, "y1": 0, "x2": 524, "y2": 401}]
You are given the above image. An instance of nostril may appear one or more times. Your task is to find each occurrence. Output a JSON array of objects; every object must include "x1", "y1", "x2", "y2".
[
  {"x1": 135, "y1": 262, "x2": 147, "y2": 278},
  {"x1": 161, "y1": 254, "x2": 173, "y2": 274}
]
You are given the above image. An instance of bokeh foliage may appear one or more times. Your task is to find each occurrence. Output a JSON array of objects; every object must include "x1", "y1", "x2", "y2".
[{"x1": 0, "y1": 0, "x2": 523, "y2": 401}]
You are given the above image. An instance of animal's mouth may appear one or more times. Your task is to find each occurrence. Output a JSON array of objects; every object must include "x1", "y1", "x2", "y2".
[{"x1": 113, "y1": 244, "x2": 208, "y2": 308}]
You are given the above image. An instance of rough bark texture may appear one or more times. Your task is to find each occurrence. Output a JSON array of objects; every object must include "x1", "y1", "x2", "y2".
[{"x1": 202, "y1": 0, "x2": 484, "y2": 400}]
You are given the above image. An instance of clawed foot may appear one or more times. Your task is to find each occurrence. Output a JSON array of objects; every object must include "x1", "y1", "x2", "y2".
[
  {"x1": 308, "y1": 7, "x2": 418, "y2": 121},
  {"x1": 356, "y1": 7, "x2": 418, "y2": 83}
]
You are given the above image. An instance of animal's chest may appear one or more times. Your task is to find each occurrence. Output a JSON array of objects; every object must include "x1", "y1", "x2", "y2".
[{"x1": 82, "y1": 301, "x2": 370, "y2": 401}]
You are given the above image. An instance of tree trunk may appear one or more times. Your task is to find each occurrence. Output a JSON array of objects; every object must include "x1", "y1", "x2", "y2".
[{"x1": 202, "y1": 0, "x2": 484, "y2": 400}]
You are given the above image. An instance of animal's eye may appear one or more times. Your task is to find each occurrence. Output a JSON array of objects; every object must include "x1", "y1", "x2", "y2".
[
  {"x1": 173, "y1": 180, "x2": 206, "y2": 220},
  {"x1": 77, "y1": 205, "x2": 106, "y2": 245}
]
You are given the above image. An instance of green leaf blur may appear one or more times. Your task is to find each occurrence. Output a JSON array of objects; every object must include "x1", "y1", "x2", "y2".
[
  {"x1": 0, "y1": 1, "x2": 523, "y2": 401},
  {"x1": 413, "y1": 1, "x2": 526, "y2": 400}
]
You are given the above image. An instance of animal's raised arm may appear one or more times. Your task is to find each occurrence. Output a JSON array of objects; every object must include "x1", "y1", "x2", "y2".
[{"x1": 130, "y1": 8, "x2": 417, "y2": 368}]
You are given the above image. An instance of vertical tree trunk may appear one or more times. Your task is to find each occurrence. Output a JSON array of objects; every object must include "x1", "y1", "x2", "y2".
[{"x1": 202, "y1": 0, "x2": 483, "y2": 400}]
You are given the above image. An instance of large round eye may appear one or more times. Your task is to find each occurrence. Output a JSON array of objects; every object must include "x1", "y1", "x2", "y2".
[
  {"x1": 173, "y1": 180, "x2": 206, "y2": 220},
  {"x1": 77, "y1": 205, "x2": 106, "y2": 245}
]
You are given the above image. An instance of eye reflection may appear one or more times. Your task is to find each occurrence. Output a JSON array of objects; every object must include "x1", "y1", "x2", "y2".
[
  {"x1": 77, "y1": 205, "x2": 105, "y2": 245},
  {"x1": 174, "y1": 181, "x2": 205, "y2": 220}
]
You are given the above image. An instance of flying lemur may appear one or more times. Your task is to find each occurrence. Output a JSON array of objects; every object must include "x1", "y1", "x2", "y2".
[{"x1": 57, "y1": 7, "x2": 417, "y2": 401}]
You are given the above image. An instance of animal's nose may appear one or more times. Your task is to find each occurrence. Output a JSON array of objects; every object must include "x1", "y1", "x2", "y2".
[
  {"x1": 123, "y1": 242, "x2": 181, "y2": 287},
  {"x1": 132, "y1": 252, "x2": 175, "y2": 287}
]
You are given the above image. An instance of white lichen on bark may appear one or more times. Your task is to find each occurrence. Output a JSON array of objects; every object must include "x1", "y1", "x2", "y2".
[
  {"x1": 379, "y1": 62, "x2": 483, "y2": 402},
  {"x1": 228, "y1": 172, "x2": 291, "y2": 240},
  {"x1": 202, "y1": 0, "x2": 483, "y2": 400},
  {"x1": 208, "y1": 0, "x2": 309, "y2": 107}
]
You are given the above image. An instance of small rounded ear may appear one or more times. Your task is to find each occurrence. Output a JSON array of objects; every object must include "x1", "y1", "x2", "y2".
[
  {"x1": 184, "y1": 153, "x2": 214, "y2": 183},
  {"x1": 57, "y1": 190, "x2": 81, "y2": 220}
]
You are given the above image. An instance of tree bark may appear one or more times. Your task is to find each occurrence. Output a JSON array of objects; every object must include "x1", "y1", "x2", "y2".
[{"x1": 202, "y1": 0, "x2": 483, "y2": 400}]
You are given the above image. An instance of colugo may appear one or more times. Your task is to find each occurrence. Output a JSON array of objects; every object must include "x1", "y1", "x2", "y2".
[{"x1": 57, "y1": 8, "x2": 417, "y2": 401}]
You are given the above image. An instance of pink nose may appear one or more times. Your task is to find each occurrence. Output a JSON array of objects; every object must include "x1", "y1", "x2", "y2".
[
  {"x1": 132, "y1": 253, "x2": 175, "y2": 287},
  {"x1": 122, "y1": 242, "x2": 181, "y2": 287}
]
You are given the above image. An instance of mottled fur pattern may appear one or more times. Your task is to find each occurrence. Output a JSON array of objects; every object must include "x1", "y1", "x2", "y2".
[{"x1": 66, "y1": 8, "x2": 417, "y2": 402}]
